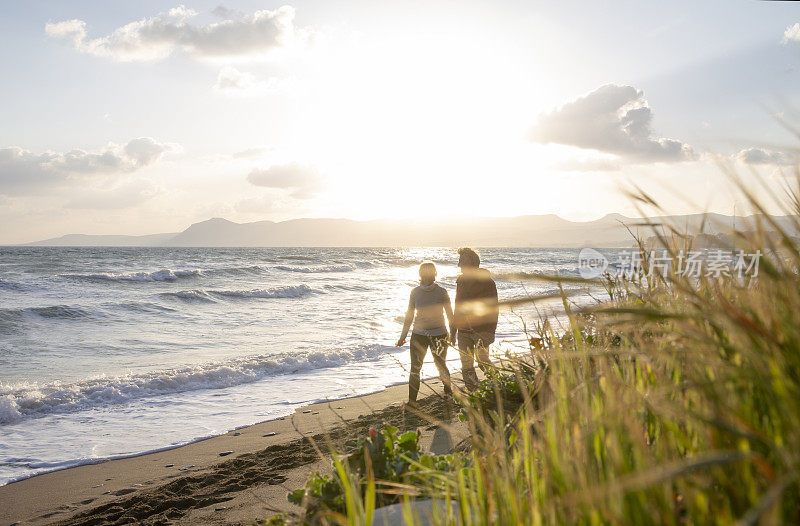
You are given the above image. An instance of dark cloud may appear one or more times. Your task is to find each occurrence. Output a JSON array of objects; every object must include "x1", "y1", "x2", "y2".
[{"x1": 530, "y1": 84, "x2": 695, "y2": 163}]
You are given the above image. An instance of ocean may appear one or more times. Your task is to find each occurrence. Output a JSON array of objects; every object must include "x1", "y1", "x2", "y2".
[{"x1": 0, "y1": 246, "x2": 613, "y2": 485}]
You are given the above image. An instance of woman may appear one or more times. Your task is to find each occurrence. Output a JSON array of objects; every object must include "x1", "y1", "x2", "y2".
[{"x1": 396, "y1": 261, "x2": 455, "y2": 407}]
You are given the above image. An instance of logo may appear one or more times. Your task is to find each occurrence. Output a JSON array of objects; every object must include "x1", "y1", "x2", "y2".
[{"x1": 578, "y1": 247, "x2": 608, "y2": 279}]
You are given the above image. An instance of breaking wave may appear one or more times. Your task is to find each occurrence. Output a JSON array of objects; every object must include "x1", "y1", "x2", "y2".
[
  {"x1": 0, "y1": 305, "x2": 93, "y2": 322},
  {"x1": 159, "y1": 285, "x2": 319, "y2": 303},
  {"x1": 274, "y1": 264, "x2": 356, "y2": 273},
  {"x1": 0, "y1": 344, "x2": 399, "y2": 424},
  {"x1": 62, "y1": 269, "x2": 201, "y2": 283}
]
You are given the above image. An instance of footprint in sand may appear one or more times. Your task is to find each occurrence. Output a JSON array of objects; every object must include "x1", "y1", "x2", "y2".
[{"x1": 112, "y1": 488, "x2": 136, "y2": 496}]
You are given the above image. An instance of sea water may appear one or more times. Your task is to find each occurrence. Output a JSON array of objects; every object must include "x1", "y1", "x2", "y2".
[{"x1": 0, "y1": 246, "x2": 617, "y2": 485}]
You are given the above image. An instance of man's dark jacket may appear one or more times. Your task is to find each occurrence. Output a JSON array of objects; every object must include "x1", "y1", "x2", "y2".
[{"x1": 454, "y1": 268, "x2": 499, "y2": 340}]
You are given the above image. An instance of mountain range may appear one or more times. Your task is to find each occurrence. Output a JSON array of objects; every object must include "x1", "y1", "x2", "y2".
[{"x1": 23, "y1": 213, "x2": 797, "y2": 247}]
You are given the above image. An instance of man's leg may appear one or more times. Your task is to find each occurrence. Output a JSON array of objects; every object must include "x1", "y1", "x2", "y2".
[
  {"x1": 475, "y1": 333, "x2": 492, "y2": 372},
  {"x1": 430, "y1": 335, "x2": 452, "y2": 395},
  {"x1": 457, "y1": 331, "x2": 479, "y2": 391},
  {"x1": 408, "y1": 334, "x2": 427, "y2": 402}
]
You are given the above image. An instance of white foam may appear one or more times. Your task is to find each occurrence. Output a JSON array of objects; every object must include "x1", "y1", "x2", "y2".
[
  {"x1": 274, "y1": 264, "x2": 356, "y2": 273},
  {"x1": 0, "y1": 344, "x2": 400, "y2": 425},
  {"x1": 62, "y1": 269, "x2": 201, "y2": 282},
  {"x1": 211, "y1": 285, "x2": 317, "y2": 299},
  {"x1": 160, "y1": 285, "x2": 319, "y2": 302}
]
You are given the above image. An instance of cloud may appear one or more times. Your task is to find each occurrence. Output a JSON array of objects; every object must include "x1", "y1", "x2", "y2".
[
  {"x1": 64, "y1": 180, "x2": 158, "y2": 210},
  {"x1": 211, "y1": 6, "x2": 244, "y2": 20},
  {"x1": 214, "y1": 66, "x2": 275, "y2": 94},
  {"x1": 530, "y1": 84, "x2": 695, "y2": 163},
  {"x1": 235, "y1": 195, "x2": 277, "y2": 214},
  {"x1": 0, "y1": 138, "x2": 173, "y2": 195},
  {"x1": 554, "y1": 158, "x2": 621, "y2": 172},
  {"x1": 783, "y1": 23, "x2": 800, "y2": 44},
  {"x1": 232, "y1": 147, "x2": 270, "y2": 159},
  {"x1": 737, "y1": 147, "x2": 796, "y2": 166},
  {"x1": 247, "y1": 162, "x2": 321, "y2": 198},
  {"x1": 45, "y1": 5, "x2": 312, "y2": 62}
]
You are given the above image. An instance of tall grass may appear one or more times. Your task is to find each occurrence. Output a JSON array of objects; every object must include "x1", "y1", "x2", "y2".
[
  {"x1": 440, "y1": 171, "x2": 800, "y2": 524},
  {"x1": 282, "y1": 170, "x2": 800, "y2": 525}
]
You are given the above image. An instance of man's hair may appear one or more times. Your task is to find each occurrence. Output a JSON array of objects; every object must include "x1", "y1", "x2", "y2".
[
  {"x1": 419, "y1": 261, "x2": 437, "y2": 281},
  {"x1": 458, "y1": 247, "x2": 480, "y2": 268}
]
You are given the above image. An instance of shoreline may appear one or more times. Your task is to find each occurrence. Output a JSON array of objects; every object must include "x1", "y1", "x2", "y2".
[
  {"x1": 0, "y1": 376, "x2": 412, "y2": 488},
  {"x1": 0, "y1": 372, "x2": 467, "y2": 525}
]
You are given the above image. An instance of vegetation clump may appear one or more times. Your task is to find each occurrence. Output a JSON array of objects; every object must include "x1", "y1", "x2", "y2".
[{"x1": 278, "y1": 174, "x2": 800, "y2": 524}]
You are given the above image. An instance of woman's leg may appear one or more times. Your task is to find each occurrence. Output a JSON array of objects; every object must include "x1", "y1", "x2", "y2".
[
  {"x1": 430, "y1": 334, "x2": 452, "y2": 395},
  {"x1": 408, "y1": 333, "x2": 428, "y2": 402}
]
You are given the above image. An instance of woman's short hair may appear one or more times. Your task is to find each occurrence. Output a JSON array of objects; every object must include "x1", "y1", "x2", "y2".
[
  {"x1": 457, "y1": 247, "x2": 480, "y2": 268},
  {"x1": 419, "y1": 261, "x2": 437, "y2": 281}
]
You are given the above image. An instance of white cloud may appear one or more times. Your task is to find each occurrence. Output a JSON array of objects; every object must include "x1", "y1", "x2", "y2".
[
  {"x1": 0, "y1": 138, "x2": 174, "y2": 195},
  {"x1": 232, "y1": 147, "x2": 271, "y2": 159},
  {"x1": 783, "y1": 23, "x2": 800, "y2": 44},
  {"x1": 247, "y1": 162, "x2": 321, "y2": 198},
  {"x1": 737, "y1": 147, "x2": 796, "y2": 166},
  {"x1": 530, "y1": 84, "x2": 696, "y2": 163},
  {"x1": 64, "y1": 180, "x2": 158, "y2": 210},
  {"x1": 214, "y1": 66, "x2": 275, "y2": 95},
  {"x1": 235, "y1": 195, "x2": 277, "y2": 214},
  {"x1": 554, "y1": 158, "x2": 621, "y2": 172},
  {"x1": 45, "y1": 5, "x2": 313, "y2": 62}
]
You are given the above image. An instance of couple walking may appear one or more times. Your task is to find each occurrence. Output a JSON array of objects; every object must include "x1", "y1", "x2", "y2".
[{"x1": 395, "y1": 247, "x2": 498, "y2": 407}]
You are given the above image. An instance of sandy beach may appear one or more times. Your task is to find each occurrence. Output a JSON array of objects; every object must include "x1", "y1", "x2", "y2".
[{"x1": 0, "y1": 375, "x2": 468, "y2": 526}]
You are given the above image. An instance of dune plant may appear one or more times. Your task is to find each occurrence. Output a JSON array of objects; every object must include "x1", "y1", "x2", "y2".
[
  {"x1": 279, "y1": 169, "x2": 800, "y2": 525},
  {"x1": 285, "y1": 425, "x2": 465, "y2": 524}
]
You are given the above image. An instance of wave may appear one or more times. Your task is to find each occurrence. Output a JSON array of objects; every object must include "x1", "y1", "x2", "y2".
[
  {"x1": 107, "y1": 301, "x2": 178, "y2": 314},
  {"x1": 204, "y1": 265, "x2": 266, "y2": 277},
  {"x1": 0, "y1": 344, "x2": 400, "y2": 425},
  {"x1": 0, "y1": 305, "x2": 93, "y2": 322},
  {"x1": 323, "y1": 283, "x2": 372, "y2": 292},
  {"x1": 274, "y1": 264, "x2": 356, "y2": 273},
  {"x1": 212, "y1": 285, "x2": 317, "y2": 299},
  {"x1": 0, "y1": 278, "x2": 34, "y2": 292},
  {"x1": 62, "y1": 269, "x2": 201, "y2": 283},
  {"x1": 159, "y1": 285, "x2": 318, "y2": 303}
]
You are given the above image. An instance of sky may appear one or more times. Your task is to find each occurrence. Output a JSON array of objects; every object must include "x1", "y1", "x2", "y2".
[{"x1": 0, "y1": 0, "x2": 799, "y2": 244}]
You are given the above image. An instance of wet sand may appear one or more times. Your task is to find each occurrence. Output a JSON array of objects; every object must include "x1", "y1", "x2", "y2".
[{"x1": 0, "y1": 376, "x2": 467, "y2": 525}]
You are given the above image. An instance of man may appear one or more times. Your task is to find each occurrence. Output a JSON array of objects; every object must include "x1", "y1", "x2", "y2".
[{"x1": 453, "y1": 247, "x2": 499, "y2": 390}]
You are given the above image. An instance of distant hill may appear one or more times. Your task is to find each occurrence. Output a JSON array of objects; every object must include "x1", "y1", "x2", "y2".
[
  {"x1": 24, "y1": 213, "x2": 798, "y2": 247},
  {"x1": 28, "y1": 232, "x2": 178, "y2": 247}
]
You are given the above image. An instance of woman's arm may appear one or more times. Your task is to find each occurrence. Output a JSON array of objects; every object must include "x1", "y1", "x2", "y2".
[
  {"x1": 396, "y1": 291, "x2": 414, "y2": 346},
  {"x1": 443, "y1": 290, "x2": 456, "y2": 344}
]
